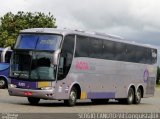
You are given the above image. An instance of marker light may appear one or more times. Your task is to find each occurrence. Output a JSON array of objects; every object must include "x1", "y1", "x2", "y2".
[
  {"x1": 8, "y1": 84, "x2": 17, "y2": 88},
  {"x1": 41, "y1": 87, "x2": 54, "y2": 90}
]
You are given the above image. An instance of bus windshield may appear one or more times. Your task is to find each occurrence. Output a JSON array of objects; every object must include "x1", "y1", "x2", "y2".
[
  {"x1": 10, "y1": 51, "x2": 56, "y2": 81},
  {"x1": 15, "y1": 34, "x2": 62, "y2": 51}
]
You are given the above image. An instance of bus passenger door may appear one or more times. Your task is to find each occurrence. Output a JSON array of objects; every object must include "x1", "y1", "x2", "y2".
[{"x1": 55, "y1": 35, "x2": 75, "y2": 99}]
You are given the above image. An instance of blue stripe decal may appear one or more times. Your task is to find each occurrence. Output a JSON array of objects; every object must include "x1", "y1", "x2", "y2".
[
  {"x1": 11, "y1": 79, "x2": 37, "y2": 89},
  {"x1": 87, "y1": 92, "x2": 115, "y2": 99}
]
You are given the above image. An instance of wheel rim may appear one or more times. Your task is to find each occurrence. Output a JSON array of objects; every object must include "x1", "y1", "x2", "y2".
[
  {"x1": 136, "y1": 89, "x2": 141, "y2": 102},
  {"x1": 70, "y1": 90, "x2": 76, "y2": 103},
  {"x1": 0, "y1": 79, "x2": 5, "y2": 87},
  {"x1": 128, "y1": 89, "x2": 134, "y2": 103}
]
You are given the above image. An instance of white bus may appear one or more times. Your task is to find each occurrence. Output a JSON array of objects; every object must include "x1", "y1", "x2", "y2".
[{"x1": 8, "y1": 28, "x2": 157, "y2": 106}]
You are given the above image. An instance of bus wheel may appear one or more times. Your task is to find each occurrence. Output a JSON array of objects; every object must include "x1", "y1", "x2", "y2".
[
  {"x1": 126, "y1": 87, "x2": 134, "y2": 104},
  {"x1": 64, "y1": 87, "x2": 77, "y2": 106},
  {"x1": 0, "y1": 78, "x2": 7, "y2": 89},
  {"x1": 91, "y1": 99, "x2": 109, "y2": 104},
  {"x1": 134, "y1": 88, "x2": 142, "y2": 104},
  {"x1": 27, "y1": 97, "x2": 40, "y2": 105}
]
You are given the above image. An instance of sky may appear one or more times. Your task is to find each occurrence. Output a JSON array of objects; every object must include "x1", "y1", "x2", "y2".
[{"x1": 0, "y1": 0, "x2": 160, "y2": 63}]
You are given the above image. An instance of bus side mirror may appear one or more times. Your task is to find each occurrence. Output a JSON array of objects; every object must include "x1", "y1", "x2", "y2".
[
  {"x1": 53, "y1": 49, "x2": 61, "y2": 65},
  {"x1": 1, "y1": 46, "x2": 11, "y2": 62}
]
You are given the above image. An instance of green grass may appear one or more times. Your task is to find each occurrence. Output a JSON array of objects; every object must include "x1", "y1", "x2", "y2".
[
  {"x1": 156, "y1": 85, "x2": 160, "y2": 89},
  {"x1": 156, "y1": 82, "x2": 160, "y2": 89}
]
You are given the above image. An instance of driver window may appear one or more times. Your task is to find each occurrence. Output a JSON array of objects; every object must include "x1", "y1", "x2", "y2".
[{"x1": 58, "y1": 35, "x2": 75, "y2": 80}]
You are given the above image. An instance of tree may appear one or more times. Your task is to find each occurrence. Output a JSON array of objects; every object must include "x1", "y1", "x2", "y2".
[
  {"x1": 0, "y1": 11, "x2": 57, "y2": 47},
  {"x1": 156, "y1": 66, "x2": 160, "y2": 84}
]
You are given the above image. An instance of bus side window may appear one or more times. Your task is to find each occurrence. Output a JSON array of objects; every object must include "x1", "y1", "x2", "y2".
[
  {"x1": 89, "y1": 38, "x2": 103, "y2": 58},
  {"x1": 58, "y1": 57, "x2": 64, "y2": 74},
  {"x1": 58, "y1": 35, "x2": 75, "y2": 80},
  {"x1": 75, "y1": 36, "x2": 89, "y2": 57},
  {"x1": 151, "y1": 49, "x2": 157, "y2": 64},
  {"x1": 5, "y1": 51, "x2": 12, "y2": 63}
]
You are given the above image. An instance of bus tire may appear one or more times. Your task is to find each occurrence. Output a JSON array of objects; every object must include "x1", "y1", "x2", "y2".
[
  {"x1": 0, "y1": 77, "x2": 7, "y2": 89},
  {"x1": 91, "y1": 99, "x2": 109, "y2": 104},
  {"x1": 126, "y1": 87, "x2": 134, "y2": 104},
  {"x1": 64, "y1": 87, "x2": 77, "y2": 106},
  {"x1": 134, "y1": 88, "x2": 142, "y2": 104},
  {"x1": 27, "y1": 97, "x2": 40, "y2": 105}
]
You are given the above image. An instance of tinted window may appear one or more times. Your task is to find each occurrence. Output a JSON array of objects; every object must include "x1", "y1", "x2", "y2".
[
  {"x1": 5, "y1": 51, "x2": 12, "y2": 63},
  {"x1": 126, "y1": 45, "x2": 137, "y2": 62},
  {"x1": 135, "y1": 46, "x2": 146, "y2": 63},
  {"x1": 150, "y1": 49, "x2": 157, "y2": 64},
  {"x1": 126, "y1": 45, "x2": 157, "y2": 64},
  {"x1": 75, "y1": 36, "x2": 89, "y2": 57},
  {"x1": 62, "y1": 35, "x2": 75, "y2": 55},
  {"x1": 145, "y1": 48, "x2": 152, "y2": 64},
  {"x1": 58, "y1": 35, "x2": 75, "y2": 80},
  {"x1": 102, "y1": 40, "x2": 115, "y2": 60},
  {"x1": 114, "y1": 42, "x2": 126, "y2": 61},
  {"x1": 74, "y1": 35, "x2": 157, "y2": 64},
  {"x1": 15, "y1": 34, "x2": 62, "y2": 51},
  {"x1": 102, "y1": 40, "x2": 126, "y2": 61},
  {"x1": 89, "y1": 38, "x2": 103, "y2": 58}
]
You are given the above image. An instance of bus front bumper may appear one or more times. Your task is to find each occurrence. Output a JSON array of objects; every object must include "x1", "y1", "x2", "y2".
[{"x1": 8, "y1": 87, "x2": 56, "y2": 100}]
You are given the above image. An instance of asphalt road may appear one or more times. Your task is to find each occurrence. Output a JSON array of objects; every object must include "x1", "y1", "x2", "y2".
[{"x1": 0, "y1": 88, "x2": 160, "y2": 114}]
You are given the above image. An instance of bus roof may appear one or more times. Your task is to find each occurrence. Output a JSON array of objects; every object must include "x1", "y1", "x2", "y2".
[{"x1": 20, "y1": 28, "x2": 157, "y2": 49}]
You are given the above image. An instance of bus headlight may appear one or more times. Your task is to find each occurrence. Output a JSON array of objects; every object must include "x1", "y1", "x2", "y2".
[
  {"x1": 8, "y1": 84, "x2": 17, "y2": 88},
  {"x1": 41, "y1": 87, "x2": 54, "y2": 90}
]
